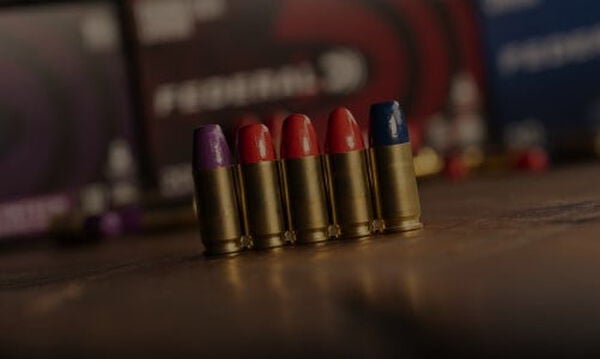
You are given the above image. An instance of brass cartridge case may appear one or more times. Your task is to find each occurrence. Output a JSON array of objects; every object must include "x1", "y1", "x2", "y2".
[
  {"x1": 325, "y1": 150, "x2": 374, "y2": 239},
  {"x1": 370, "y1": 142, "x2": 422, "y2": 232},
  {"x1": 193, "y1": 166, "x2": 245, "y2": 255},
  {"x1": 239, "y1": 161, "x2": 287, "y2": 249},
  {"x1": 281, "y1": 155, "x2": 330, "y2": 244}
]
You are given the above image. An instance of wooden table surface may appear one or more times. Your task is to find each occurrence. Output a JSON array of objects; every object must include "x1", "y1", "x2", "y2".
[{"x1": 1, "y1": 163, "x2": 599, "y2": 358}]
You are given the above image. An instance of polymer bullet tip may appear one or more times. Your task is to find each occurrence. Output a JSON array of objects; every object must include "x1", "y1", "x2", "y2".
[
  {"x1": 237, "y1": 123, "x2": 276, "y2": 164},
  {"x1": 193, "y1": 124, "x2": 232, "y2": 170},
  {"x1": 281, "y1": 114, "x2": 320, "y2": 159},
  {"x1": 231, "y1": 114, "x2": 261, "y2": 147},
  {"x1": 265, "y1": 111, "x2": 288, "y2": 158},
  {"x1": 325, "y1": 107, "x2": 365, "y2": 154},
  {"x1": 236, "y1": 114, "x2": 261, "y2": 127},
  {"x1": 369, "y1": 100, "x2": 410, "y2": 146}
]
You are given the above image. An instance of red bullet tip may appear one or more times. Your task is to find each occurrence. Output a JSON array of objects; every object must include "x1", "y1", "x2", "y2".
[
  {"x1": 237, "y1": 124, "x2": 276, "y2": 164},
  {"x1": 231, "y1": 114, "x2": 261, "y2": 147},
  {"x1": 325, "y1": 107, "x2": 365, "y2": 154},
  {"x1": 281, "y1": 114, "x2": 320, "y2": 159},
  {"x1": 264, "y1": 111, "x2": 288, "y2": 158},
  {"x1": 235, "y1": 115, "x2": 261, "y2": 131}
]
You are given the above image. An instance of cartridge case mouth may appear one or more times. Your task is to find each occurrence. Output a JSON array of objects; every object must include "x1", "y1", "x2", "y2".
[
  {"x1": 239, "y1": 160, "x2": 287, "y2": 249},
  {"x1": 325, "y1": 149, "x2": 375, "y2": 239},
  {"x1": 193, "y1": 166, "x2": 245, "y2": 255},
  {"x1": 282, "y1": 155, "x2": 331, "y2": 244},
  {"x1": 370, "y1": 143, "x2": 422, "y2": 234}
]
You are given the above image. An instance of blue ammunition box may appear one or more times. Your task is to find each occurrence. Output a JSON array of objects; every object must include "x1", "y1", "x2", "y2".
[{"x1": 475, "y1": 0, "x2": 600, "y2": 153}]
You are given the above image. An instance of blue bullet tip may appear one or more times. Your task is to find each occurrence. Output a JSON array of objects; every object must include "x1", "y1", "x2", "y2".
[{"x1": 369, "y1": 100, "x2": 410, "y2": 146}]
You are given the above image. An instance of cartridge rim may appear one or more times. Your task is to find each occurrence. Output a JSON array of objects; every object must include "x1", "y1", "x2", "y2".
[
  {"x1": 294, "y1": 227, "x2": 330, "y2": 244},
  {"x1": 251, "y1": 233, "x2": 288, "y2": 250},
  {"x1": 338, "y1": 222, "x2": 372, "y2": 239},
  {"x1": 381, "y1": 219, "x2": 423, "y2": 233},
  {"x1": 203, "y1": 239, "x2": 245, "y2": 256}
]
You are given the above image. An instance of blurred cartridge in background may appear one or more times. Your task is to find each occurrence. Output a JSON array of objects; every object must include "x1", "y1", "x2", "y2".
[{"x1": 50, "y1": 204, "x2": 195, "y2": 243}]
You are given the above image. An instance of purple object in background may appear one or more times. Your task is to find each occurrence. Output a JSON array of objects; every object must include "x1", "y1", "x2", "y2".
[
  {"x1": 0, "y1": 3, "x2": 133, "y2": 198},
  {"x1": 118, "y1": 206, "x2": 143, "y2": 233},
  {"x1": 0, "y1": 1, "x2": 136, "y2": 240},
  {"x1": 84, "y1": 212, "x2": 123, "y2": 239},
  {"x1": 193, "y1": 125, "x2": 233, "y2": 170},
  {"x1": 100, "y1": 206, "x2": 142, "y2": 237},
  {"x1": 99, "y1": 212, "x2": 125, "y2": 237},
  {"x1": 82, "y1": 206, "x2": 142, "y2": 239}
]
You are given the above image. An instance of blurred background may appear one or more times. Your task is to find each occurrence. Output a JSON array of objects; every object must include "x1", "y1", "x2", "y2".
[{"x1": 0, "y1": 0, "x2": 599, "y2": 242}]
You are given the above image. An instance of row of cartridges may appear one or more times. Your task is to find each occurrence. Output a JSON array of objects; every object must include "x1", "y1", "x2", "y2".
[{"x1": 192, "y1": 101, "x2": 422, "y2": 256}]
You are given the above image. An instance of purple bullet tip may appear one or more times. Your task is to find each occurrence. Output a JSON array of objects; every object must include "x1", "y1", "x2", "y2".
[{"x1": 193, "y1": 125, "x2": 232, "y2": 170}]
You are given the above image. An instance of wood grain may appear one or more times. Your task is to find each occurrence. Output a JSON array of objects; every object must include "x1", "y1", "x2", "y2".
[{"x1": 1, "y1": 163, "x2": 599, "y2": 358}]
